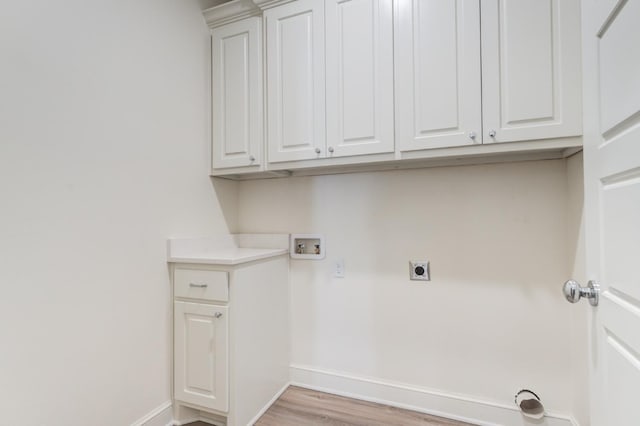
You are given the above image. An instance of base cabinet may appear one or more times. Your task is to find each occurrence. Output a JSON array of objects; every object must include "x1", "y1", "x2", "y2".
[{"x1": 171, "y1": 254, "x2": 289, "y2": 426}]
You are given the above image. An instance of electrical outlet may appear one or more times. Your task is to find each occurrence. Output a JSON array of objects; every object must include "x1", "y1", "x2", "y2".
[{"x1": 409, "y1": 260, "x2": 430, "y2": 281}]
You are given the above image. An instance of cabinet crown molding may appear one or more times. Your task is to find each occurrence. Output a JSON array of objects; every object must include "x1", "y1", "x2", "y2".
[
  {"x1": 203, "y1": 0, "x2": 297, "y2": 27},
  {"x1": 203, "y1": 0, "x2": 261, "y2": 28},
  {"x1": 252, "y1": 0, "x2": 296, "y2": 10}
]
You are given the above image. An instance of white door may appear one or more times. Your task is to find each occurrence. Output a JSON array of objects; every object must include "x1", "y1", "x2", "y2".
[
  {"x1": 265, "y1": 0, "x2": 326, "y2": 163},
  {"x1": 582, "y1": 0, "x2": 640, "y2": 424},
  {"x1": 174, "y1": 301, "x2": 228, "y2": 412},
  {"x1": 325, "y1": 0, "x2": 394, "y2": 157},
  {"x1": 481, "y1": 0, "x2": 582, "y2": 143},
  {"x1": 395, "y1": 0, "x2": 481, "y2": 151},
  {"x1": 211, "y1": 17, "x2": 262, "y2": 170}
]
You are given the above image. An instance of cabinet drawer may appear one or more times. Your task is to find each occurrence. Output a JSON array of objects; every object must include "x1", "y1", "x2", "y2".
[{"x1": 174, "y1": 269, "x2": 228, "y2": 302}]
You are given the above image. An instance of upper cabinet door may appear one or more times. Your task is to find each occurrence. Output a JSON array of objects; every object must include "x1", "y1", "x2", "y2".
[
  {"x1": 211, "y1": 17, "x2": 262, "y2": 170},
  {"x1": 265, "y1": 0, "x2": 326, "y2": 163},
  {"x1": 396, "y1": 0, "x2": 482, "y2": 152},
  {"x1": 481, "y1": 0, "x2": 582, "y2": 143},
  {"x1": 325, "y1": 0, "x2": 394, "y2": 157}
]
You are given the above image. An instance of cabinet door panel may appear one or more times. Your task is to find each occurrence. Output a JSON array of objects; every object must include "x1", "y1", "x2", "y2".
[
  {"x1": 211, "y1": 18, "x2": 262, "y2": 169},
  {"x1": 174, "y1": 302, "x2": 228, "y2": 412},
  {"x1": 481, "y1": 0, "x2": 581, "y2": 143},
  {"x1": 326, "y1": 0, "x2": 394, "y2": 157},
  {"x1": 396, "y1": 0, "x2": 481, "y2": 151},
  {"x1": 266, "y1": 0, "x2": 325, "y2": 163}
]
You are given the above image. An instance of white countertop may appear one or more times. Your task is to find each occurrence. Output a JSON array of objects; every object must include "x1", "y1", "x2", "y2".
[
  {"x1": 168, "y1": 247, "x2": 288, "y2": 265},
  {"x1": 167, "y1": 234, "x2": 289, "y2": 265}
]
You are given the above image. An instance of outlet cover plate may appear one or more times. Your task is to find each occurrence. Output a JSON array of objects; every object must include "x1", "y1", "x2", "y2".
[
  {"x1": 334, "y1": 258, "x2": 345, "y2": 278},
  {"x1": 409, "y1": 260, "x2": 430, "y2": 281}
]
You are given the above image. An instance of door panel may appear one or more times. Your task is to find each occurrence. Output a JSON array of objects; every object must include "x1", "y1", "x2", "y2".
[
  {"x1": 326, "y1": 0, "x2": 394, "y2": 157},
  {"x1": 602, "y1": 328, "x2": 640, "y2": 426},
  {"x1": 482, "y1": 0, "x2": 581, "y2": 143},
  {"x1": 598, "y1": 0, "x2": 640, "y2": 135},
  {"x1": 265, "y1": 0, "x2": 325, "y2": 163},
  {"x1": 602, "y1": 178, "x2": 640, "y2": 301},
  {"x1": 583, "y1": 0, "x2": 640, "y2": 424},
  {"x1": 396, "y1": 0, "x2": 481, "y2": 151},
  {"x1": 211, "y1": 18, "x2": 262, "y2": 170}
]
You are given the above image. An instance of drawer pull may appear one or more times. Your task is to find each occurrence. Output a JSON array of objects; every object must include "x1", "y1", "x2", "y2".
[
  {"x1": 189, "y1": 283, "x2": 208, "y2": 288},
  {"x1": 214, "y1": 312, "x2": 223, "y2": 319}
]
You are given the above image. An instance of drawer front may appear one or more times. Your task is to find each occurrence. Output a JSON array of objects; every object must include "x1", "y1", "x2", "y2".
[{"x1": 174, "y1": 268, "x2": 228, "y2": 302}]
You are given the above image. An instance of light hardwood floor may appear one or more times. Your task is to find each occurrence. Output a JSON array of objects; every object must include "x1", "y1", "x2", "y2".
[
  {"x1": 184, "y1": 386, "x2": 475, "y2": 425},
  {"x1": 254, "y1": 386, "x2": 475, "y2": 426}
]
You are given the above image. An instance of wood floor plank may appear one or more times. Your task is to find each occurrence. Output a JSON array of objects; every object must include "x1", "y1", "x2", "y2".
[{"x1": 253, "y1": 386, "x2": 476, "y2": 426}]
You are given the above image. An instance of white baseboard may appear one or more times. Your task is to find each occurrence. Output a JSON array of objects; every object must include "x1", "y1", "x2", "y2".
[
  {"x1": 290, "y1": 364, "x2": 578, "y2": 426},
  {"x1": 129, "y1": 368, "x2": 579, "y2": 426},
  {"x1": 245, "y1": 382, "x2": 291, "y2": 426},
  {"x1": 130, "y1": 400, "x2": 173, "y2": 426}
]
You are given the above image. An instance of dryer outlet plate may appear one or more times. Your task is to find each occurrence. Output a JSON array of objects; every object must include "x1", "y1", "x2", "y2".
[{"x1": 409, "y1": 261, "x2": 430, "y2": 281}]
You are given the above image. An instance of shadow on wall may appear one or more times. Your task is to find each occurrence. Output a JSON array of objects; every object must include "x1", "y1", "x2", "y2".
[
  {"x1": 210, "y1": 177, "x2": 240, "y2": 233},
  {"x1": 565, "y1": 152, "x2": 590, "y2": 426}
]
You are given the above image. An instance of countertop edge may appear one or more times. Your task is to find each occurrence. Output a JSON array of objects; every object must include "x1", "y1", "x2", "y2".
[{"x1": 167, "y1": 248, "x2": 288, "y2": 265}]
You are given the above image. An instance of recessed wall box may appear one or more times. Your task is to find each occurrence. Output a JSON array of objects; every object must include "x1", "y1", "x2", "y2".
[{"x1": 290, "y1": 234, "x2": 325, "y2": 260}]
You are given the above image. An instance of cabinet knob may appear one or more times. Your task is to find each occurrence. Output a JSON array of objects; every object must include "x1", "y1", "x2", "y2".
[
  {"x1": 214, "y1": 312, "x2": 223, "y2": 319},
  {"x1": 315, "y1": 148, "x2": 321, "y2": 154},
  {"x1": 249, "y1": 155, "x2": 255, "y2": 162},
  {"x1": 489, "y1": 130, "x2": 497, "y2": 138},
  {"x1": 328, "y1": 146, "x2": 334, "y2": 153},
  {"x1": 468, "y1": 131, "x2": 477, "y2": 141}
]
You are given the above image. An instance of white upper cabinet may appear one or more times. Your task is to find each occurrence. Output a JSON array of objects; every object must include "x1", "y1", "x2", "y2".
[
  {"x1": 395, "y1": 0, "x2": 482, "y2": 151},
  {"x1": 481, "y1": 0, "x2": 582, "y2": 143},
  {"x1": 211, "y1": 17, "x2": 263, "y2": 170},
  {"x1": 325, "y1": 0, "x2": 394, "y2": 157},
  {"x1": 206, "y1": 0, "x2": 583, "y2": 177},
  {"x1": 265, "y1": 0, "x2": 326, "y2": 163}
]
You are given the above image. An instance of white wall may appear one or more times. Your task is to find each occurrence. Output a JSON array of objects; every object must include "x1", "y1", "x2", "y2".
[
  {"x1": 0, "y1": 1, "x2": 236, "y2": 424},
  {"x1": 238, "y1": 159, "x2": 583, "y2": 417}
]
